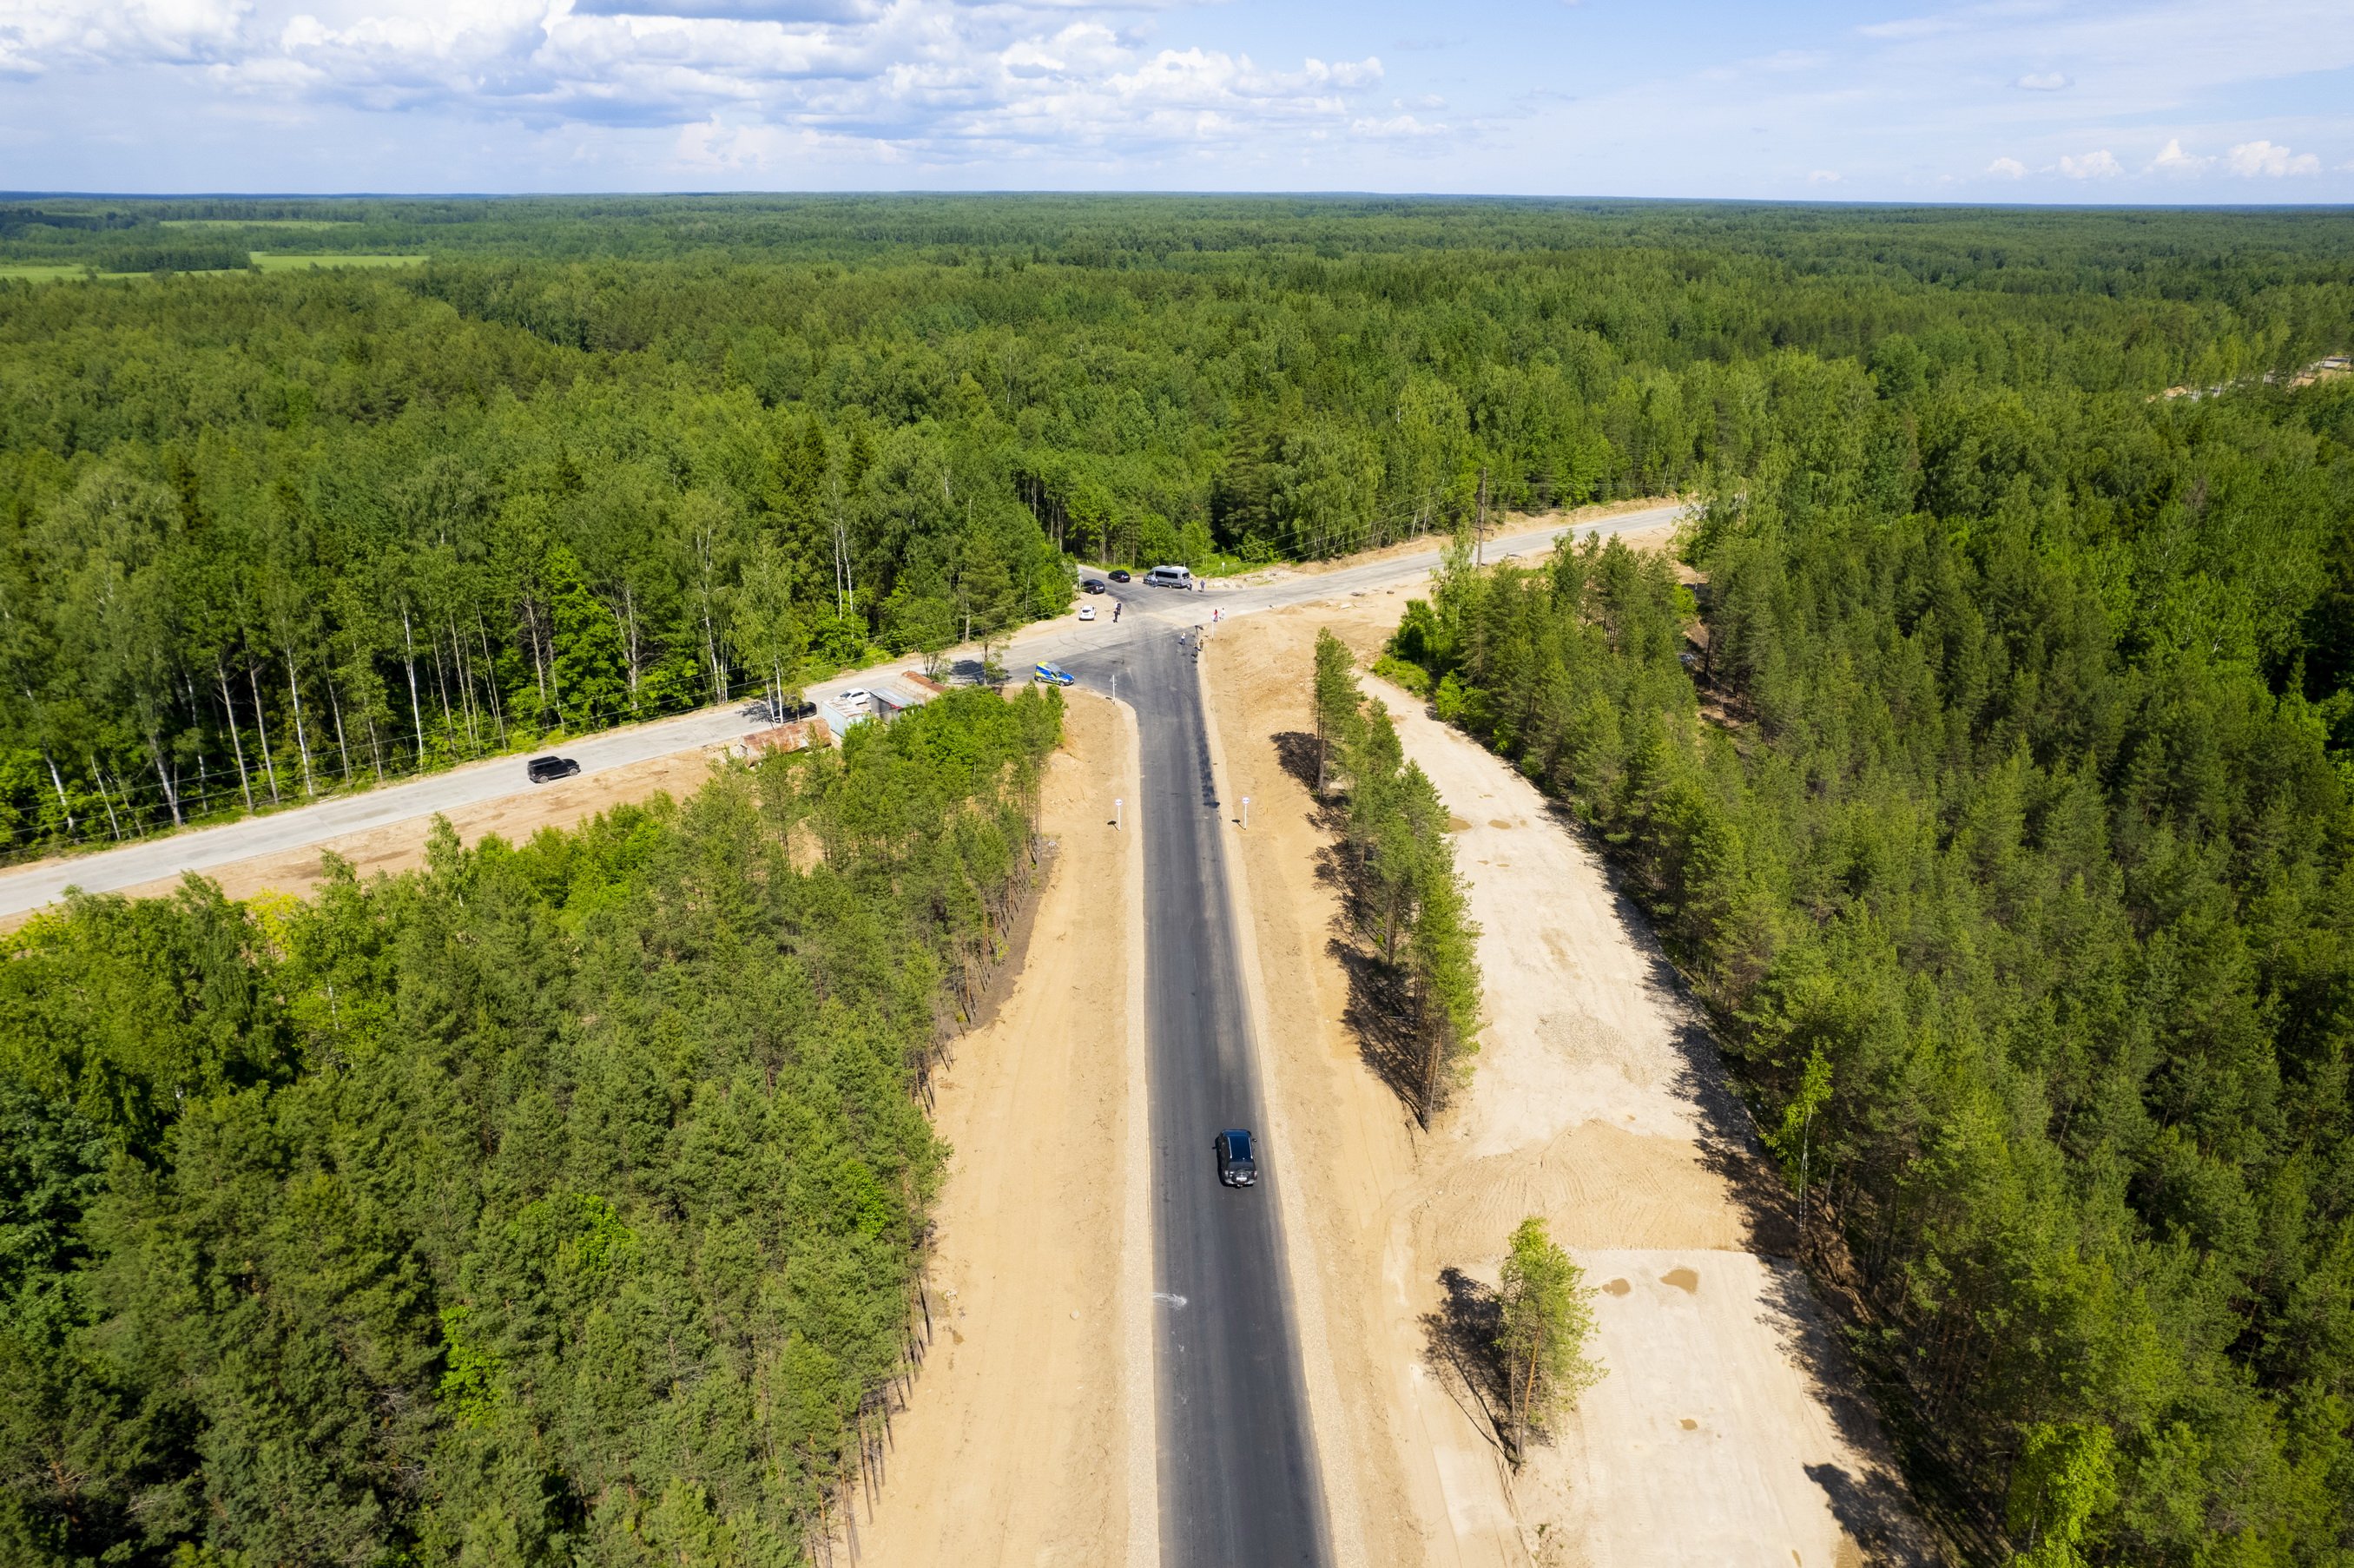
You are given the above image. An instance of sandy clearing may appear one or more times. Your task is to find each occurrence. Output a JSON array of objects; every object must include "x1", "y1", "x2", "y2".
[
  {"x1": 1202, "y1": 596, "x2": 1935, "y2": 1568},
  {"x1": 860, "y1": 689, "x2": 1145, "y2": 1566}
]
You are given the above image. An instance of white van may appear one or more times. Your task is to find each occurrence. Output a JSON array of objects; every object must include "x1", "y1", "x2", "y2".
[{"x1": 1144, "y1": 564, "x2": 1194, "y2": 589}]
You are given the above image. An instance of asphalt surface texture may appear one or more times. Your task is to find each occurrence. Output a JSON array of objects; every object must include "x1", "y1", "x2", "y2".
[{"x1": 1060, "y1": 611, "x2": 1331, "y2": 1567}]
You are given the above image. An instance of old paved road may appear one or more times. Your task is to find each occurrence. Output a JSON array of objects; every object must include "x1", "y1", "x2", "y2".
[{"x1": 0, "y1": 501, "x2": 1676, "y2": 921}]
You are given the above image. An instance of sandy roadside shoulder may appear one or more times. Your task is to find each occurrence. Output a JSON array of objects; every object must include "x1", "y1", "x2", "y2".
[
  {"x1": 859, "y1": 688, "x2": 1148, "y2": 1566},
  {"x1": 1210, "y1": 495, "x2": 1686, "y2": 591},
  {"x1": 1367, "y1": 671, "x2": 1935, "y2": 1568}
]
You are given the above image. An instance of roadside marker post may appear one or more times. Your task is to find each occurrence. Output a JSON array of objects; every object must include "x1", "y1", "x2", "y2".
[
  {"x1": 1242, "y1": 796, "x2": 1250, "y2": 829},
  {"x1": 1115, "y1": 797, "x2": 1123, "y2": 831}
]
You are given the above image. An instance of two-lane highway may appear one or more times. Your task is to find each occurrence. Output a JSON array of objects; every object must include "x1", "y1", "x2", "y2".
[{"x1": 1061, "y1": 618, "x2": 1331, "y2": 1566}]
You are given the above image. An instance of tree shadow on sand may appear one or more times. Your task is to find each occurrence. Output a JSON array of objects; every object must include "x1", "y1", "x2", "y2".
[{"x1": 1418, "y1": 1267, "x2": 1514, "y2": 1458}]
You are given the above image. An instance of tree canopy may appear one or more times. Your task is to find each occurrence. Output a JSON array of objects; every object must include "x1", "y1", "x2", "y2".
[
  {"x1": 4, "y1": 195, "x2": 2349, "y2": 857},
  {"x1": 1388, "y1": 345, "x2": 2354, "y2": 1559},
  {"x1": 0, "y1": 685, "x2": 1063, "y2": 1566}
]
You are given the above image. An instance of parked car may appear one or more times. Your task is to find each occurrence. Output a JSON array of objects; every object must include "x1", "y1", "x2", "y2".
[
  {"x1": 1082, "y1": 578, "x2": 1107, "y2": 594},
  {"x1": 1108, "y1": 569, "x2": 1131, "y2": 583},
  {"x1": 1032, "y1": 662, "x2": 1076, "y2": 687},
  {"x1": 526, "y1": 755, "x2": 580, "y2": 784},
  {"x1": 1215, "y1": 1129, "x2": 1257, "y2": 1187},
  {"x1": 834, "y1": 688, "x2": 874, "y2": 715},
  {"x1": 1144, "y1": 563, "x2": 1194, "y2": 589},
  {"x1": 1078, "y1": 603, "x2": 1097, "y2": 621}
]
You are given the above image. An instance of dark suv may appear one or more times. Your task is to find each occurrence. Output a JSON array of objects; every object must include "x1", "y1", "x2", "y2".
[
  {"x1": 1215, "y1": 1129, "x2": 1257, "y2": 1187},
  {"x1": 526, "y1": 755, "x2": 581, "y2": 784}
]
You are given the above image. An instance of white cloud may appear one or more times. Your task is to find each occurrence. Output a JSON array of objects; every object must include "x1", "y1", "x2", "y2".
[
  {"x1": 1, "y1": 0, "x2": 1395, "y2": 163},
  {"x1": 0, "y1": 0, "x2": 254, "y2": 74},
  {"x1": 2056, "y1": 148, "x2": 2120, "y2": 178},
  {"x1": 2226, "y1": 139, "x2": 2321, "y2": 175},
  {"x1": 6, "y1": 0, "x2": 2352, "y2": 196},
  {"x1": 1806, "y1": 168, "x2": 1839, "y2": 183},
  {"x1": 1350, "y1": 113, "x2": 1445, "y2": 138}
]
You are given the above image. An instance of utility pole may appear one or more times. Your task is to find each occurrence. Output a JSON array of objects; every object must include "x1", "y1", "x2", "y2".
[{"x1": 1475, "y1": 467, "x2": 1489, "y2": 566}]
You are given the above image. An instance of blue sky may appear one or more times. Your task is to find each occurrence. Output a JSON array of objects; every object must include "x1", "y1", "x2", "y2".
[{"x1": 3, "y1": 0, "x2": 2350, "y2": 199}]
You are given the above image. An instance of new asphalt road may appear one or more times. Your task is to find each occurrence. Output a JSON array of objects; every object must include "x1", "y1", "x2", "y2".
[{"x1": 1059, "y1": 614, "x2": 1331, "y2": 1566}]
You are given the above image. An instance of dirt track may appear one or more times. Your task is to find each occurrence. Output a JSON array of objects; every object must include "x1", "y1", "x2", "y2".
[{"x1": 1203, "y1": 584, "x2": 1936, "y2": 1567}]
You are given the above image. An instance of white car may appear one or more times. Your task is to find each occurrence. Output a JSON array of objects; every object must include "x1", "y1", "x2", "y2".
[
  {"x1": 835, "y1": 688, "x2": 874, "y2": 715},
  {"x1": 1078, "y1": 603, "x2": 1097, "y2": 621}
]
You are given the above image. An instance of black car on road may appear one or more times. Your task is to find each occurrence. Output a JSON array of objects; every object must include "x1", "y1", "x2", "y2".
[
  {"x1": 526, "y1": 755, "x2": 581, "y2": 783},
  {"x1": 1082, "y1": 578, "x2": 1107, "y2": 594},
  {"x1": 1108, "y1": 569, "x2": 1131, "y2": 583},
  {"x1": 1215, "y1": 1129, "x2": 1257, "y2": 1187}
]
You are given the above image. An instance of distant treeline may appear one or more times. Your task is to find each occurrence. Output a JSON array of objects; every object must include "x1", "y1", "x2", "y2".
[
  {"x1": 0, "y1": 197, "x2": 2345, "y2": 871},
  {"x1": 0, "y1": 683, "x2": 1063, "y2": 1565}
]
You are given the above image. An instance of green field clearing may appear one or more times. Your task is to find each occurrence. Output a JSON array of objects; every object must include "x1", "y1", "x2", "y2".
[
  {"x1": 3, "y1": 254, "x2": 423, "y2": 283},
  {"x1": 160, "y1": 219, "x2": 355, "y2": 229},
  {"x1": 250, "y1": 252, "x2": 425, "y2": 270},
  {"x1": 3, "y1": 265, "x2": 254, "y2": 283}
]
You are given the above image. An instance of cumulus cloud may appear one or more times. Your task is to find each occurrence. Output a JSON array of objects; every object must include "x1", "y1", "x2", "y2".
[
  {"x1": 1985, "y1": 155, "x2": 2025, "y2": 178},
  {"x1": 2226, "y1": 139, "x2": 2320, "y2": 176},
  {"x1": 2056, "y1": 148, "x2": 2120, "y2": 179},
  {"x1": 2149, "y1": 136, "x2": 2209, "y2": 174},
  {"x1": 0, "y1": 0, "x2": 254, "y2": 74},
  {"x1": 2014, "y1": 70, "x2": 2067, "y2": 89},
  {"x1": 573, "y1": 0, "x2": 881, "y2": 20},
  {"x1": 3, "y1": 0, "x2": 1391, "y2": 162},
  {"x1": 1806, "y1": 168, "x2": 1840, "y2": 183}
]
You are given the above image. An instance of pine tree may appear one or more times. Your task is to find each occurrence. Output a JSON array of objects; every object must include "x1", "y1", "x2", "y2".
[{"x1": 1494, "y1": 1216, "x2": 1604, "y2": 1464}]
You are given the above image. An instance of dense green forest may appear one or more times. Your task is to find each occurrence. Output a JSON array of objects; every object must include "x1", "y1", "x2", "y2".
[
  {"x1": 3, "y1": 196, "x2": 2350, "y2": 858},
  {"x1": 1388, "y1": 339, "x2": 2354, "y2": 1557},
  {"x1": 6, "y1": 194, "x2": 2354, "y2": 1564},
  {"x1": 0, "y1": 682, "x2": 1060, "y2": 1565}
]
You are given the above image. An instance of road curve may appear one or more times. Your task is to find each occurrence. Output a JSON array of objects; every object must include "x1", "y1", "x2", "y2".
[{"x1": 0, "y1": 500, "x2": 1681, "y2": 917}]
